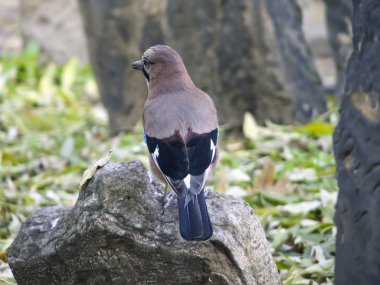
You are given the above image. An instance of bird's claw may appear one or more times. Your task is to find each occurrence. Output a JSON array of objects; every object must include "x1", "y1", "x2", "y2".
[
  {"x1": 204, "y1": 187, "x2": 212, "y2": 198},
  {"x1": 161, "y1": 191, "x2": 176, "y2": 215}
]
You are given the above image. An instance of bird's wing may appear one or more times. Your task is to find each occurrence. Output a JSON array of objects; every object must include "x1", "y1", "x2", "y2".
[
  {"x1": 185, "y1": 128, "x2": 218, "y2": 194},
  {"x1": 144, "y1": 128, "x2": 218, "y2": 197}
]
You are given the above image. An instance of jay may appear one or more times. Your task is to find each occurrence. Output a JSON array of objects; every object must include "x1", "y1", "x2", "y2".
[{"x1": 132, "y1": 45, "x2": 219, "y2": 241}]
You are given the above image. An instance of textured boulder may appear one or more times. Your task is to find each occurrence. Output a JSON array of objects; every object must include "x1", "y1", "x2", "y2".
[
  {"x1": 78, "y1": 0, "x2": 326, "y2": 134},
  {"x1": 7, "y1": 161, "x2": 280, "y2": 285},
  {"x1": 20, "y1": 0, "x2": 88, "y2": 64},
  {"x1": 333, "y1": 0, "x2": 380, "y2": 284}
]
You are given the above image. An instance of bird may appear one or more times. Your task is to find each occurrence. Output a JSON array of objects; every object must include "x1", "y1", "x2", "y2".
[{"x1": 132, "y1": 45, "x2": 219, "y2": 241}]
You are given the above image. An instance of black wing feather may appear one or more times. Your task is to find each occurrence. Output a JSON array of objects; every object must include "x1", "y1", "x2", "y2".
[
  {"x1": 144, "y1": 128, "x2": 218, "y2": 180},
  {"x1": 145, "y1": 136, "x2": 188, "y2": 180},
  {"x1": 186, "y1": 128, "x2": 218, "y2": 176}
]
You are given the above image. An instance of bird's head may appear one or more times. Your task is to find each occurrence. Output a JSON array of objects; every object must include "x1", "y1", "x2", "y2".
[{"x1": 132, "y1": 45, "x2": 192, "y2": 91}]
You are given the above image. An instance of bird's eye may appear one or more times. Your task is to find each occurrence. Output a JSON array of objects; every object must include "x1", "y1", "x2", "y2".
[{"x1": 143, "y1": 58, "x2": 149, "y2": 67}]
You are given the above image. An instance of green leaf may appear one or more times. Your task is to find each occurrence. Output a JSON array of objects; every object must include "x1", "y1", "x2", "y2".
[
  {"x1": 60, "y1": 137, "x2": 75, "y2": 158},
  {"x1": 294, "y1": 121, "x2": 334, "y2": 138},
  {"x1": 38, "y1": 63, "x2": 57, "y2": 96},
  {"x1": 61, "y1": 58, "x2": 80, "y2": 90}
]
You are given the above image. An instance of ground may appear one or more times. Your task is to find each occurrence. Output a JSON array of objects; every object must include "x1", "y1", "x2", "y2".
[{"x1": 0, "y1": 1, "x2": 339, "y2": 283}]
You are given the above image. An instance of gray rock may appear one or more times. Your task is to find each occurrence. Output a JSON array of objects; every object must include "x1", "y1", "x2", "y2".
[
  {"x1": 7, "y1": 161, "x2": 281, "y2": 285},
  {"x1": 78, "y1": 0, "x2": 326, "y2": 134}
]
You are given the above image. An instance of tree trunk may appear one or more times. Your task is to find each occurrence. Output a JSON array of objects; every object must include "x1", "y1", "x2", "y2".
[
  {"x1": 78, "y1": 0, "x2": 326, "y2": 135},
  {"x1": 323, "y1": 0, "x2": 353, "y2": 98},
  {"x1": 333, "y1": 0, "x2": 380, "y2": 284},
  {"x1": 19, "y1": 0, "x2": 88, "y2": 64},
  {"x1": 264, "y1": 0, "x2": 326, "y2": 123}
]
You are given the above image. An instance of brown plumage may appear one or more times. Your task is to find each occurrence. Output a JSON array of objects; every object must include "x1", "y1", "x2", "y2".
[
  {"x1": 132, "y1": 45, "x2": 219, "y2": 241},
  {"x1": 142, "y1": 45, "x2": 218, "y2": 139}
]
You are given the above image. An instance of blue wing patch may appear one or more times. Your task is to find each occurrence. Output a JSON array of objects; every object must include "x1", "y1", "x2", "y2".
[{"x1": 142, "y1": 128, "x2": 147, "y2": 144}]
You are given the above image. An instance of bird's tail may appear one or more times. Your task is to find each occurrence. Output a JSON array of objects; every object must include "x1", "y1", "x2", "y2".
[{"x1": 177, "y1": 189, "x2": 213, "y2": 241}]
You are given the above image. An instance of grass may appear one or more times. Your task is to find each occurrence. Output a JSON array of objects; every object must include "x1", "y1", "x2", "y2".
[{"x1": 0, "y1": 44, "x2": 337, "y2": 285}]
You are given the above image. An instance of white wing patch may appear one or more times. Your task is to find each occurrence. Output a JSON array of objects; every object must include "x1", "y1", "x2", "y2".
[
  {"x1": 184, "y1": 174, "x2": 191, "y2": 188},
  {"x1": 210, "y1": 139, "x2": 216, "y2": 162},
  {"x1": 153, "y1": 145, "x2": 159, "y2": 159}
]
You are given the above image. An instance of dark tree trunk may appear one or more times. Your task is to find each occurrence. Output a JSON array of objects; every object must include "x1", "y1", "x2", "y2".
[
  {"x1": 77, "y1": 0, "x2": 147, "y2": 136},
  {"x1": 333, "y1": 0, "x2": 380, "y2": 284},
  {"x1": 78, "y1": 0, "x2": 326, "y2": 135},
  {"x1": 323, "y1": 0, "x2": 353, "y2": 98},
  {"x1": 264, "y1": 0, "x2": 326, "y2": 123}
]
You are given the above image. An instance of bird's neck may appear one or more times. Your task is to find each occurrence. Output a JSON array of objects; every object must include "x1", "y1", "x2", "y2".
[{"x1": 148, "y1": 66, "x2": 195, "y2": 98}]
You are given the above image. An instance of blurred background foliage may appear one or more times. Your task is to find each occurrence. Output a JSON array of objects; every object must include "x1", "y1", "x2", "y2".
[{"x1": 0, "y1": 44, "x2": 337, "y2": 285}]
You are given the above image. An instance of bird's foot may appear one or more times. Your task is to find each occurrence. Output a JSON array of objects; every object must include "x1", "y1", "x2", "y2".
[
  {"x1": 204, "y1": 187, "x2": 212, "y2": 198},
  {"x1": 161, "y1": 191, "x2": 176, "y2": 215}
]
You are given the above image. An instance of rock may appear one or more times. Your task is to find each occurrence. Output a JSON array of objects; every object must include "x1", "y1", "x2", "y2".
[
  {"x1": 7, "y1": 161, "x2": 281, "y2": 285},
  {"x1": 333, "y1": 0, "x2": 380, "y2": 284},
  {"x1": 20, "y1": 0, "x2": 88, "y2": 64},
  {"x1": 78, "y1": 0, "x2": 326, "y2": 134}
]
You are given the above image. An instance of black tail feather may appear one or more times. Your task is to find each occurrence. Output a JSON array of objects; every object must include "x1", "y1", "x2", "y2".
[{"x1": 177, "y1": 189, "x2": 213, "y2": 241}]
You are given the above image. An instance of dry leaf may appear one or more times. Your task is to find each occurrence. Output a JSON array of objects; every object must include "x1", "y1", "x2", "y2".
[
  {"x1": 253, "y1": 159, "x2": 276, "y2": 190},
  {"x1": 243, "y1": 112, "x2": 259, "y2": 140},
  {"x1": 79, "y1": 150, "x2": 112, "y2": 189}
]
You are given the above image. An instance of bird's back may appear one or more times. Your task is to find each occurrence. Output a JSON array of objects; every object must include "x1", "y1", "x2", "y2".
[{"x1": 143, "y1": 88, "x2": 218, "y2": 141}]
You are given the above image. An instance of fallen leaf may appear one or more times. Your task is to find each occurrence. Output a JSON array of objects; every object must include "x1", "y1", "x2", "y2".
[
  {"x1": 79, "y1": 150, "x2": 112, "y2": 189},
  {"x1": 243, "y1": 112, "x2": 259, "y2": 140},
  {"x1": 225, "y1": 186, "x2": 248, "y2": 198},
  {"x1": 295, "y1": 121, "x2": 334, "y2": 138},
  {"x1": 279, "y1": 201, "x2": 321, "y2": 215},
  {"x1": 253, "y1": 159, "x2": 276, "y2": 190},
  {"x1": 225, "y1": 169, "x2": 251, "y2": 183},
  {"x1": 288, "y1": 168, "x2": 317, "y2": 182}
]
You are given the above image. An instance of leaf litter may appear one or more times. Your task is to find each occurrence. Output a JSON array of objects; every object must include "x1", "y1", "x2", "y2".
[{"x1": 0, "y1": 45, "x2": 337, "y2": 284}]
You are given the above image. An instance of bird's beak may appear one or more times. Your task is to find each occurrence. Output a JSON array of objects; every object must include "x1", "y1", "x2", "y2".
[{"x1": 132, "y1": 60, "x2": 144, "y2": 70}]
